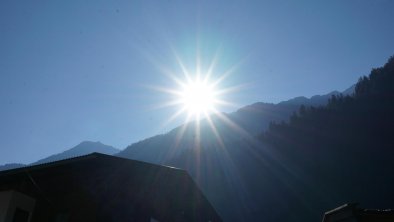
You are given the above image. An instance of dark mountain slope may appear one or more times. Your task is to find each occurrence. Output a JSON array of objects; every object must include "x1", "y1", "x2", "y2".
[
  {"x1": 117, "y1": 88, "x2": 354, "y2": 221},
  {"x1": 117, "y1": 88, "x2": 348, "y2": 165},
  {"x1": 167, "y1": 56, "x2": 394, "y2": 221},
  {"x1": 119, "y1": 56, "x2": 393, "y2": 222},
  {"x1": 256, "y1": 56, "x2": 394, "y2": 221}
]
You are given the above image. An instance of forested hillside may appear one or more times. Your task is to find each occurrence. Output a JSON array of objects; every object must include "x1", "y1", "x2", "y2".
[
  {"x1": 169, "y1": 56, "x2": 394, "y2": 221},
  {"x1": 257, "y1": 56, "x2": 394, "y2": 220}
]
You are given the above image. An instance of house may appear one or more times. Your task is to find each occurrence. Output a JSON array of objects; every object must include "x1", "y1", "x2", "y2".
[
  {"x1": 322, "y1": 203, "x2": 394, "y2": 222},
  {"x1": 0, "y1": 153, "x2": 222, "y2": 222}
]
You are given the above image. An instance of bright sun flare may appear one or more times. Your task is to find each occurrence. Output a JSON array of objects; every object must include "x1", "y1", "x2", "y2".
[
  {"x1": 150, "y1": 48, "x2": 242, "y2": 126},
  {"x1": 179, "y1": 79, "x2": 217, "y2": 116}
]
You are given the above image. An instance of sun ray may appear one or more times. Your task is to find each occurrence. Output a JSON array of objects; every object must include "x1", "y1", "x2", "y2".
[
  {"x1": 174, "y1": 112, "x2": 193, "y2": 148},
  {"x1": 214, "y1": 83, "x2": 249, "y2": 96},
  {"x1": 147, "y1": 85, "x2": 184, "y2": 96},
  {"x1": 210, "y1": 55, "x2": 249, "y2": 88},
  {"x1": 194, "y1": 116, "x2": 201, "y2": 149},
  {"x1": 196, "y1": 40, "x2": 201, "y2": 80},
  {"x1": 157, "y1": 69, "x2": 188, "y2": 89},
  {"x1": 210, "y1": 64, "x2": 239, "y2": 88},
  {"x1": 172, "y1": 49, "x2": 192, "y2": 83},
  {"x1": 149, "y1": 100, "x2": 184, "y2": 110},
  {"x1": 212, "y1": 109, "x2": 254, "y2": 141},
  {"x1": 213, "y1": 99, "x2": 239, "y2": 108},
  {"x1": 204, "y1": 112, "x2": 225, "y2": 148},
  {"x1": 146, "y1": 41, "x2": 247, "y2": 156},
  {"x1": 159, "y1": 106, "x2": 188, "y2": 128},
  {"x1": 204, "y1": 50, "x2": 220, "y2": 84}
]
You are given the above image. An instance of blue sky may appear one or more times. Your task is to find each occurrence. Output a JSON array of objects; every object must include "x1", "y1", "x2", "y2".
[{"x1": 1, "y1": 0, "x2": 394, "y2": 164}]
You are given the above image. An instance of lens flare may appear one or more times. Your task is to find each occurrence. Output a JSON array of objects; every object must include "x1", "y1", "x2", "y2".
[{"x1": 180, "y1": 79, "x2": 217, "y2": 116}]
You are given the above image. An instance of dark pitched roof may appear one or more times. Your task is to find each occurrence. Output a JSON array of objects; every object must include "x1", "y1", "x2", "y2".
[
  {"x1": 322, "y1": 203, "x2": 394, "y2": 222},
  {"x1": 0, "y1": 152, "x2": 222, "y2": 222},
  {"x1": 0, "y1": 152, "x2": 184, "y2": 176}
]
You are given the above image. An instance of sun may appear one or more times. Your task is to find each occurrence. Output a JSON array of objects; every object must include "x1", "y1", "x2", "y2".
[
  {"x1": 147, "y1": 47, "x2": 246, "y2": 148},
  {"x1": 149, "y1": 46, "x2": 243, "y2": 127},
  {"x1": 179, "y1": 78, "x2": 217, "y2": 116}
]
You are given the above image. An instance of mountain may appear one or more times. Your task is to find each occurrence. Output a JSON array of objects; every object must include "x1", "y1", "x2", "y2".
[
  {"x1": 0, "y1": 163, "x2": 25, "y2": 171},
  {"x1": 33, "y1": 141, "x2": 119, "y2": 165},
  {"x1": 279, "y1": 83, "x2": 355, "y2": 107},
  {"x1": 171, "y1": 56, "x2": 394, "y2": 221},
  {"x1": 0, "y1": 141, "x2": 118, "y2": 171},
  {"x1": 116, "y1": 85, "x2": 354, "y2": 221},
  {"x1": 279, "y1": 91, "x2": 339, "y2": 106},
  {"x1": 342, "y1": 84, "x2": 356, "y2": 95},
  {"x1": 256, "y1": 56, "x2": 394, "y2": 221},
  {"x1": 117, "y1": 86, "x2": 351, "y2": 165},
  {"x1": 0, "y1": 66, "x2": 361, "y2": 220},
  {"x1": 117, "y1": 57, "x2": 394, "y2": 222}
]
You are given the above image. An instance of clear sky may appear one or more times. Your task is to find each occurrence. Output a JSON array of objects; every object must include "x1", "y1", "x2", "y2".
[{"x1": 1, "y1": 0, "x2": 394, "y2": 164}]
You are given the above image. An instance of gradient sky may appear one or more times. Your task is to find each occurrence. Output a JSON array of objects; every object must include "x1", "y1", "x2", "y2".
[{"x1": 1, "y1": 0, "x2": 394, "y2": 164}]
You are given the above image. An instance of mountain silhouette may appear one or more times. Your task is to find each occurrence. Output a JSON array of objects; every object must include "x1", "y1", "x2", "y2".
[
  {"x1": 165, "y1": 57, "x2": 394, "y2": 221},
  {"x1": 0, "y1": 141, "x2": 118, "y2": 171},
  {"x1": 116, "y1": 85, "x2": 355, "y2": 221},
  {"x1": 33, "y1": 141, "x2": 119, "y2": 165},
  {"x1": 255, "y1": 56, "x2": 394, "y2": 221},
  {"x1": 117, "y1": 86, "x2": 352, "y2": 165},
  {"x1": 0, "y1": 163, "x2": 25, "y2": 171},
  {"x1": 0, "y1": 73, "x2": 362, "y2": 221},
  {"x1": 115, "y1": 57, "x2": 394, "y2": 221}
]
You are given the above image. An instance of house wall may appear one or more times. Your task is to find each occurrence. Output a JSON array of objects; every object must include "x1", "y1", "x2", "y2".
[
  {"x1": 0, "y1": 191, "x2": 13, "y2": 222},
  {"x1": 0, "y1": 190, "x2": 36, "y2": 222}
]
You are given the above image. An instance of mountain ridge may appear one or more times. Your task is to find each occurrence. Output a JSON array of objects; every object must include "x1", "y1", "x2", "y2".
[
  {"x1": 0, "y1": 85, "x2": 355, "y2": 172},
  {"x1": 33, "y1": 141, "x2": 119, "y2": 165},
  {"x1": 0, "y1": 80, "x2": 360, "y2": 221},
  {"x1": 117, "y1": 85, "x2": 354, "y2": 164},
  {"x1": 0, "y1": 141, "x2": 118, "y2": 171}
]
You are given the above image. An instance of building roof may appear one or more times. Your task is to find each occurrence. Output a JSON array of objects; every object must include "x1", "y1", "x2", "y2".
[
  {"x1": 0, "y1": 152, "x2": 183, "y2": 176},
  {"x1": 322, "y1": 203, "x2": 394, "y2": 222},
  {"x1": 0, "y1": 152, "x2": 222, "y2": 222}
]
